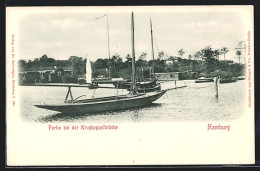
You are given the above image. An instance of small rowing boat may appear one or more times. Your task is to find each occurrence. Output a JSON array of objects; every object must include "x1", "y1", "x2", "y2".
[{"x1": 195, "y1": 77, "x2": 214, "y2": 83}]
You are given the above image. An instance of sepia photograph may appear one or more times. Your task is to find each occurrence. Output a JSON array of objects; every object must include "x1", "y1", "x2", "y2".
[{"x1": 6, "y1": 6, "x2": 254, "y2": 166}]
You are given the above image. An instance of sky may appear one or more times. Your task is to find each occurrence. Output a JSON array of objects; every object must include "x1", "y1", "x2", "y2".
[{"x1": 10, "y1": 6, "x2": 252, "y2": 63}]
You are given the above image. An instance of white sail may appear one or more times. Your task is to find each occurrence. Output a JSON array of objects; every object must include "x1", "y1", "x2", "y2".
[{"x1": 86, "y1": 58, "x2": 92, "y2": 84}]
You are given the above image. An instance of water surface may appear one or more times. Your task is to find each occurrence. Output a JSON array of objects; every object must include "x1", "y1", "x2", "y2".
[{"x1": 19, "y1": 80, "x2": 246, "y2": 123}]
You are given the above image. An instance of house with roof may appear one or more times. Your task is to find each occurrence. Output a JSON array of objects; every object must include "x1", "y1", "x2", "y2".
[{"x1": 18, "y1": 66, "x2": 73, "y2": 84}]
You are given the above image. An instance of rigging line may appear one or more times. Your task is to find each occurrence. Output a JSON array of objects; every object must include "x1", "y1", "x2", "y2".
[
  {"x1": 87, "y1": 13, "x2": 111, "y2": 78},
  {"x1": 95, "y1": 14, "x2": 108, "y2": 20},
  {"x1": 92, "y1": 89, "x2": 97, "y2": 98},
  {"x1": 149, "y1": 20, "x2": 160, "y2": 53},
  {"x1": 88, "y1": 14, "x2": 108, "y2": 23},
  {"x1": 153, "y1": 34, "x2": 160, "y2": 53}
]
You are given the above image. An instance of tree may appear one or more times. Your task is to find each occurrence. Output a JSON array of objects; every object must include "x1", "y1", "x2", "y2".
[
  {"x1": 139, "y1": 52, "x2": 147, "y2": 61},
  {"x1": 213, "y1": 49, "x2": 221, "y2": 61},
  {"x1": 194, "y1": 46, "x2": 220, "y2": 74},
  {"x1": 221, "y1": 47, "x2": 229, "y2": 61},
  {"x1": 157, "y1": 51, "x2": 165, "y2": 60},
  {"x1": 156, "y1": 51, "x2": 167, "y2": 72},
  {"x1": 173, "y1": 58, "x2": 179, "y2": 72},
  {"x1": 125, "y1": 54, "x2": 132, "y2": 68},
  {"x1": 188, "y1": 54, "x2": 192, "y2": 60},
  {"x1": 27, "y1": 60, "x2": 33, "y2": 68},
  {"x1": 69, "y1": 56, "x2": 85, "y2": 77},
  {"x1": 40, "y1": 54, "x2": 48, "y2": 61},
  {"x1": 201, "y1": 46, "x2": 214, "y2": 60},
  {"x1": 111, "y1": 53, "x2": 121, "y2": 68},
  {"x1": 94, "y1": 58, "x2": 108, "y2": 69},
  {"x1": 33, "y1": 58, "x2": 40, "y2": 65},
  {"x1": 137, "y1": 52, "x2": 147, "y2": 67},
  {"x1": 168, "y1": 56, "x2": 175, "y2": 61},
  {"x1": 178, "y1": 49, "x2": 185, "y2": 57},
  {"x1": 236, "y1": 50, "x2": 241, "y2": 64},
  {"x1": 188, "y1": 54, "x2": 193, "y2": 71},
  {"x1": 18, "y1": 59, "x2": 27, "y2": 71},
  {"x1": 194, "y1": 50, "x2": 203, "y2": 61},
  {"x1": 116, "y1": 57, "x2": 124, "y2": 69},
  {"x1": 39, "y1": 54, "x2": 55, "y2": 67}
]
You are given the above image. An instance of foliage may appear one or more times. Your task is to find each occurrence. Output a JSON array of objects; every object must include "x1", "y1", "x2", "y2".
[
  {"x1": 178, "y1": 49, "x2": 185, "y2": 57},
  {"x1": 18, "y1": 44, "x2": 245, "y2": 83},
  {"x1": 125, "y1": 54, "x2": 132, "y2": 68},
  {"x1": 62, "y1": 74, "x2": 78, "y2": 83},
  {"x1": 69, "y1": 56, "x2": 86, "y2": 77},
  {"x1": 111, "y1": 53, "x2": 124, "y2": 68},
  {"x1": 157, "y1": 51, "x2": 165, "y2": 60},
  {"x1": 221, "y1": 47, "x2": 229, "y2": 61},
  {"x1": 136, "y1": 67, "x2": 151, "y2": 80},
  {"x1": 236, "y1": 50, "x2": 242, "y2": 64}
]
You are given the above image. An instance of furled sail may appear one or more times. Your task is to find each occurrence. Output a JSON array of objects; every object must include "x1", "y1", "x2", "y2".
[{"x1": 86, "y1": 58, "x2": 92, "y2": 84}]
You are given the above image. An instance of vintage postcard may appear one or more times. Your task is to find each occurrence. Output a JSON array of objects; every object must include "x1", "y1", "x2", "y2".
[{"x1": 6, "y1": 6, "x2": 254, "y2": 166}]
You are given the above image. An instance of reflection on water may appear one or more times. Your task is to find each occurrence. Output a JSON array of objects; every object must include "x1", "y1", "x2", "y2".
[{"x1": 19, "y1": 80, "x2": 246, "y2": 123}]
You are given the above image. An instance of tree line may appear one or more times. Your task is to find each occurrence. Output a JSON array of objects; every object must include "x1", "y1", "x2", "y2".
[{"x1": 18, "y1": 46, "x2": 245, "y2": 82}]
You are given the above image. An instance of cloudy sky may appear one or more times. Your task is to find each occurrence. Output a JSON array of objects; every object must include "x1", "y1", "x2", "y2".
[{"x1": 9, "y1": 6, "x2": 252, "y2": 62}]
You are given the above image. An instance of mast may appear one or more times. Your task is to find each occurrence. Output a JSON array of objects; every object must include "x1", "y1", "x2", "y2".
[
  {"x1": 131, "y1": 12, "x2": 137, "y2": 93},
  {"x1": 150, "y1": 19, "x2": 155, "y2": 79},
  {"x1": 106, "y1": 15, "x2": 112, "y2": 80}
]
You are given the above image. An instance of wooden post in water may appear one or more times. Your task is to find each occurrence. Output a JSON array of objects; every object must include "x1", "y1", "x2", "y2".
[
  {"x1": 215, "y1": 77, "x2": 218, "y2": 98},
  {"x1": 116, "y1": 81, "x2": 119, "y2": 100},
  {"x1": 184, "y1": 81, "x2": 187, "y2": 87}
]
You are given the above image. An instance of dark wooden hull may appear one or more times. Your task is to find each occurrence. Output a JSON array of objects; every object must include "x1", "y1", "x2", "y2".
[
  {"x1": 35, "y1": 90, "x2": 166, "y2": 114},
  {"x1": 128, "y1": 84, "x2": 161, "y2": 93},
  {"x1": 219, "y1": 79, "x2": 237, "y2": 84},
  {"x1": 115, "y1": 79, "x2": 160, "y2": 93},
  {"x1": 114, "y1": 79, "x2": 157, "y2": 88},
  {"x1": 195, "y1": 79, "x2": 214, "y2": 83},
  {"x1": 236, "y1": 76, "x2": 245, "y2": 80}
]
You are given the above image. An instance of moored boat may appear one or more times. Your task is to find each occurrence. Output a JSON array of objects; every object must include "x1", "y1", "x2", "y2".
[
  {"x1": 114, "y1": 17, "x2": 161, "y2": 92},
  {"x1": 238, "y1": 76, "x2": 246, "y2": 80},
  {"x1": 131, "y1": 79, "x2": 161, "y2": 93},
  {"x1": 219, "y1": 77, "x2": 237, "y2": 84},
  {"x1": 35, "y1": 90, "x2": 166, "y2": 114},
  {"x1": 35, "y1": 12, "x2": 166, "y2": 114},
  {"x1": 195, "y1": 77, "x2": 214, "y2": 83},
  {"x1": 115, "y1": 79, "x2": 161, "y2": 92}
]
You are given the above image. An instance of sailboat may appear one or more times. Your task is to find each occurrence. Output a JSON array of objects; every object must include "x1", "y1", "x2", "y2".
[
  {"x1": 78, "y1": 57, "x2": 98, "y2": 88},
  {"x1": 86, "y1": 57, "x2": 99, "y2": 89},
  {"x1": 136, "y1": 18, "x2": 161, "y2": 92},
  {"x1": 34, "y1": 12, "x2": 166, "y2": 114},
  {"x1": 86, "y1": 57, "x2": 92, "y2": 84},
  {"x1": 114, "y1": 18, "x2": 161, "y2": 93}
]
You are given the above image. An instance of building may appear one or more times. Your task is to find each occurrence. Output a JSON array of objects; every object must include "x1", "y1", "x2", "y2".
[
  {"x1": 234, "y1": 41, "x2": 246, "y2": 64},
  {"x1": 155, "y1": 72, "x2": 180, "y2": 81},
  {"x1": 18, "y1": 67, "x2": 73, "y2": 84}
]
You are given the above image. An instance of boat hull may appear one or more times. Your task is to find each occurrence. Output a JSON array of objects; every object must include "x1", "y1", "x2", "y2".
[
  {"x1": 35, "y1": 90, "x2": 166, "y2": 114},
  {"x1": 195, "y1": 80, "x2": 214, "y2": 83},
  {"x1": 127, "y1": 84, "x2": 161, "y2": 93},
  {"x1": 219, "y1": 79, "x2": 237, "y2": 83},
  {"x1": 115, "y1": 79, "x2": 161, "y2": 93},
  {"x1": 195, "y1": 79, "x2": 214, "y2": 83},
  {"x1": 136, "y1": 84, "x2": 161, "y2": 93}
]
